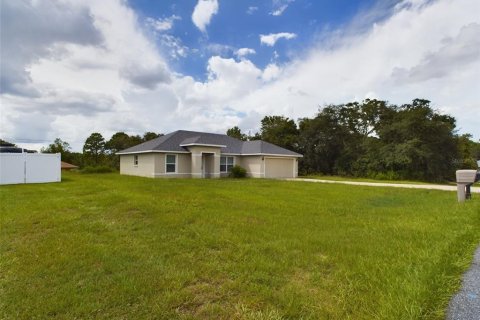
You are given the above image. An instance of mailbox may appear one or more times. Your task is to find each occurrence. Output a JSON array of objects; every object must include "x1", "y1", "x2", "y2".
[
  {"x1": 456, "y1": 170, "x2": 478, "y2": 183},
  {"x1": 456, "y1": 169, "x2": 479, "y2": 202}
]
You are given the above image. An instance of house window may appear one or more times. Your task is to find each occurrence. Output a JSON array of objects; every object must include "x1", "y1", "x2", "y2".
[
  {"x1": 220, "y1": 156, "x2": 234, "y2": 172},
  {"x1": 134, "y1": 155, "x2": 138, "y2": 166},
  {"x1": 166, "y1": 154, "x2": 176, "y2": 173}
]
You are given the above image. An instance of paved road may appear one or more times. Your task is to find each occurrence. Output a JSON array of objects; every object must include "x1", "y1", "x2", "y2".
[
  {"x1": 289, "y1": 178, "x2": 480, "y2": 319},
  {"x1": 288, "y1": 178, "x2": 480, "y2": 193},
  {"x1": 447, "y1": 247, "x2": 480, "y2": 320}
]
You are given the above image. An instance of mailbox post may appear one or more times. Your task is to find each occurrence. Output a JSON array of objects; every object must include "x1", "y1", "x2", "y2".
[{"x1": 456, "y1": 170, "x2": 478, "y2": 202}]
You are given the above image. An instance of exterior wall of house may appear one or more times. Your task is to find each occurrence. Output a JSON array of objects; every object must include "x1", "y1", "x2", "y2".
[
  {"x1": 120, "y1": 154, "x2": 156, "y2": 178},
  {"x1": 154, "y1": 153, "x2": 165, "y2": 175},
  {"x1": 219, "y1": 155, "x2": 241, "y2": 177},
  {"x1": 120, "y1": 152, "x2": 299, "y2": 179},
  {"x1": 152, "y1": 153, "x2": 191, "y2": 178},
  {"x1": 238, "y1": 156, "x2": 265, "y2": 178},
  {"x1": 186, "y1": 146, "x2": 221, "y2": 178},
  {"x1": 177, "y1": 153, "x2": 192, "y2": 177},
  {"x1": 295, "y1": 157, "x2": 299, "y2": 178}
]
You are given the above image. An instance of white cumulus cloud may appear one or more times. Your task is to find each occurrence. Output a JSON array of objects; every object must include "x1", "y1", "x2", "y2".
[
  {"x1": 262, "y1": 64, "x2": 282, "y2": 82},
  {"x1": 260, "y1": 32, "x2": 297, "y2": 46},
  {"x1": 0, "y1": 0, "x2": 173, "y2": 150},
  {"x1": 247, "y1": 6, "x2": 258, "y2": 15},
  {"x1": 146, "y1": 15, "x2": 181, "y2": 32},
  {"x1": 1, "y1": 0, "x2": 480, "y2": 152},
  {"x1": 235, "y1": 0, "x2": 480, "y2": 138},
  {"x1": 192, "y1": 0, "x2": 219, "y2": 33},
  {"x1": 235, "y1": 48, "x2": 256, "y2": 58},
  {"x1": 270, "y1": 0, "x2": 294, "y2": 16}
]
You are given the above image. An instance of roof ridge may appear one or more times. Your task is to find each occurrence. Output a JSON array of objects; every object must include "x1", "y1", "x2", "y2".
[
  {"x1": 156, "y1": 130, "x2": 180, "y2": 147},
  {"x1": 131, "y1": 131, "x2": 178, "y2": 150},
  {"x1": 177, "y1": 130, "x2": 232, "y2": 138}
]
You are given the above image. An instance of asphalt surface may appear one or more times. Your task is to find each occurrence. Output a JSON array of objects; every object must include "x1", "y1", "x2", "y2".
[{"x1": 447, "y1": 247, "x2": 480, "y2": 320}]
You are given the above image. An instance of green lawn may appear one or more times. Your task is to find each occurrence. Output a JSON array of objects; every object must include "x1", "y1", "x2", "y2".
[{"x1": 1, "y1": 172, "x2": 479, "y2": 319}]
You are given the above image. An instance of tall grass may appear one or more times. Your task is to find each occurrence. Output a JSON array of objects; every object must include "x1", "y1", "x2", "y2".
[{"x1": 0, "y1": 172, "x2": 478, "y2": 319}]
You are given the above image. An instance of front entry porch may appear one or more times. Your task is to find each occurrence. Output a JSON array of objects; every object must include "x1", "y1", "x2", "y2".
[
  {"x1": 186, "y1": 145, "x2": 222, "y2": 178},
  {"x1": 201, "y1": 153, "x2": 215, "y2": 178}
]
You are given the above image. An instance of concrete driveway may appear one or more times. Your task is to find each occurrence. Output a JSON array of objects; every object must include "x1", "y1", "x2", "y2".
[{"x1": 288, "y1": 178, "x2": 480, "y2": 193}]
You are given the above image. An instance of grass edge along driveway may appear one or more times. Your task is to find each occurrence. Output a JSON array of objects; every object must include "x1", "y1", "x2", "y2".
[{"x1": 1, "y1": 172, "x2": 479, "y2": 319}]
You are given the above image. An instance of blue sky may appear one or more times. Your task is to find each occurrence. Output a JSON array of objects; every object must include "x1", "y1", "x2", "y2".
[
  {"x1": 130, "y1": 0, "x2": 379, "y2": 79},
  {"x1": 1, "y1": 0, "x2": 479, "y2": 151}
]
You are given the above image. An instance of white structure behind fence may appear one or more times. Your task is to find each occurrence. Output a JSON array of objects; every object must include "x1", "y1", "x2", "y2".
[{"x1": 0, "y1": 153, "x2": 61, "y2": 185}]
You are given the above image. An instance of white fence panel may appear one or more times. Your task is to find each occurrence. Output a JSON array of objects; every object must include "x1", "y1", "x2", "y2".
[
  {"x1": 0, "y1": 153, "x2": 61, "y2": 185},
  {"x1": 0, "y1": 153, "x2": 25, "y2": 184},
  {"x1": 26, "y1": 154, "x2": 61, "y2": 183}
]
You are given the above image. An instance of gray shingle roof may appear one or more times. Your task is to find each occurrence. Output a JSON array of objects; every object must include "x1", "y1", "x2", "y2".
[{"x1": 117, "y1": 130, "x2": 302, "y2": 157}]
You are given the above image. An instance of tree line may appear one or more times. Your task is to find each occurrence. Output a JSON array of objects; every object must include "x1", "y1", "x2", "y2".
[
  {"x1": 40, "y1": 132, "x2": 162, "y2": 169},
  {"x1": 227, "y1": 99, "x2": 480, "y2": 182},
  {"x1": 6, "y1": 98, "x2": 477, "y2": 182}
]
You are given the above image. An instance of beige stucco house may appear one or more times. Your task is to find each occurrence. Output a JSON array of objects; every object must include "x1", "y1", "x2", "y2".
[{"x1": 117, "y1": 130, "x2": 302, "y2": 179}]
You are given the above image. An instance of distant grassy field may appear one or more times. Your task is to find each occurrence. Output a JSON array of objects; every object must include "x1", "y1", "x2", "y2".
[{"x1": 1, "y1": 172, "x2": 479, "y2": 319}]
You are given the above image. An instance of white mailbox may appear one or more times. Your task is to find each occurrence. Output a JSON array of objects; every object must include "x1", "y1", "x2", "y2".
[
  {"x1": 456, "y1": 170, "x2": 478, "y2": 183},
  {"x1": 456, "y1": 169, "x2": 479, "y2": 202}
]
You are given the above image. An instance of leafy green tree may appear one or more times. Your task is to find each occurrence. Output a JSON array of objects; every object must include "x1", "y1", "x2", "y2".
[
  {"x1": 41, "y1": 138, "x2": 75, "y2": 163},
  {"x1": 474, "y1": 140, "x2": 480, "y2": 161},
  {"x1": 260, "y1": 116, "x2": 299, "y2": 150},
  {"x1": 226, "y1": 126, "x2": 247, "y2": 141},
  {"x1": 143, "y1": 132, "x2": 161, "y2": 142},
  {"x1": 455, "y1": 134, "x2": 480, "y2": 169},
  {"x1": 130, "y1": 134, "x2": 143, "y2": 146},
  {"x1": 336, "y1": 100, "x2": 396, "y2": 176},
  {"x1": 375, "y1": 99, "x2": 458, "y2": 181},
  {"x1": 83, "y1": 133, "x2": 106, "y2": 165},
  {"x1": 297, "y1": 98, "x2": 459, "y2": 181},
  {"x1": 105, "y1": 132, "x2": 132, "y2": 155},
  {"x1": 247, "y1": 132, "x2": 262, "y2": 141},
  {"x1": 341, "y1": 99, "x2": 393, "y2": 137},
  {"x1": 42, "y1": 138, "x2": 71, "y2": 154},
  {"x1": 0, "y1": 139, "x2": 16, "y2": 147},
  {"x1": 298, "y1": 106, "x2": 352, "y2": 174},
  {"x1": 68, "y1": 152, "x2": 85, "y2": 168}
]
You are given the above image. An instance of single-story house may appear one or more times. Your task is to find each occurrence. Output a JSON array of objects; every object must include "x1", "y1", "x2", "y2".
[{"x1": 117, "y1": 130, "x2": 302, "y2": 179}]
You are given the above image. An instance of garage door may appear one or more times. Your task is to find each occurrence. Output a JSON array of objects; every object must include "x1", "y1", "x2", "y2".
[{"x1": 265, "y1": 157, "x2": 294, "y2": 178}]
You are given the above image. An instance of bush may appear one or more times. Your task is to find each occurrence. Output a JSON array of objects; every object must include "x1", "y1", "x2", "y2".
[
  {"x1": 80, "y1": 166, "x2": 115, "y2": 174},
  {"x1": 368, "y1": 170, "x2": 401, "y2": 181},
  {"x1": 460, "y1": 158, "x2": 479, "y2": 170},
  {"x1": 229, "y1": 165, "x2": 247, "y2": 178}
]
